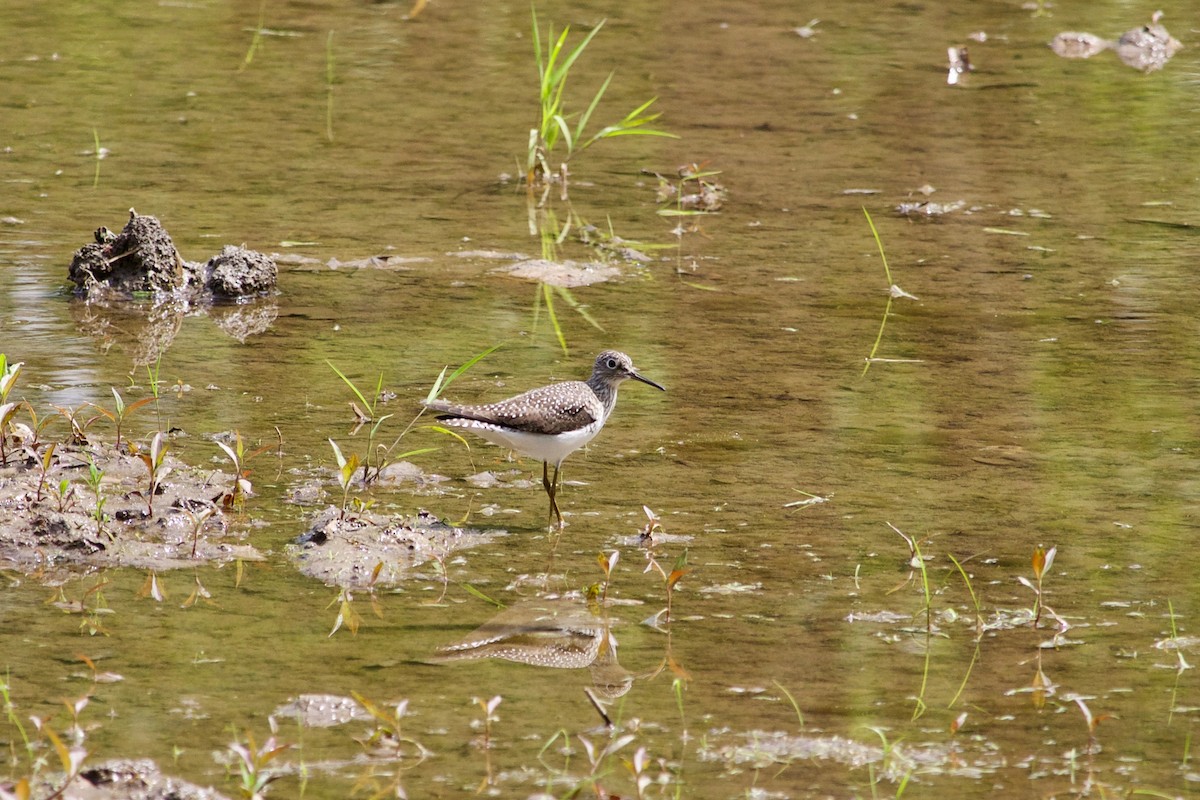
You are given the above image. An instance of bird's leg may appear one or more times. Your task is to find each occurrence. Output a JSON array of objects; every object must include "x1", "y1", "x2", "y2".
[{"x1": 542, "y1": 461, "x2": 563, "y2": 530}]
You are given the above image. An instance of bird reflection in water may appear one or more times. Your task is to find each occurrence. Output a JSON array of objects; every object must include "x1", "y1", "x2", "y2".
[{"x1": 432, "y1": 596, "x2": 632, "y2": 720}]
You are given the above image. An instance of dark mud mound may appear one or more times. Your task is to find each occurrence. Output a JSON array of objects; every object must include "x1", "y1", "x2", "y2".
[
  {"x1": 66, "y1": 211, "x2": 279, "y2": 365},
  {"x1": 68, "y1": 210, "x2": 277, "y2": 301},
  {"x1": 70, "y1": 213, "x2": 185, "y2": 295},
  {"x1": 205, "y1": 245, "x2": 278, "y2": 299}
]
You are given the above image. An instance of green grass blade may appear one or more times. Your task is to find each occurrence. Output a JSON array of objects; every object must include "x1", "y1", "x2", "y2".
[
  {"x1": 424, "y1": 345, "x2": 502, "y2": 403},
  {"x1": 550, "y1": 21, "x2": 604, "y2": 87},
  {"x1": 862, "y1": 206, "x2": 892, "y2": 285},
  {"x1": 554, "y1": 286, "x2": 604, "y2": 332},
  {"x1": 326, "y1": 360, "x2": 373, "y2": 414},
  {"x1": 575, "y1": 71, "x2": 614, "y2": 141},
  {"x1": 464, "y1": 583, "x2": 505, "y2": 607},
  {"x1": 543, "y1": 284, "x2": 568, "y2": 354}
]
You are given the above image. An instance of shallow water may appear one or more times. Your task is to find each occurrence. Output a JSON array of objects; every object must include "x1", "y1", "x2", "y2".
[{"x1": 4, "y1": 0, "x2": 1200, "y2": 797}]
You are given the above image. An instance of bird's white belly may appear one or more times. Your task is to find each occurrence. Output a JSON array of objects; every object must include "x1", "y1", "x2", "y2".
[{"x1": 457, "y1": 421, "x2": 602, "y2": 466}]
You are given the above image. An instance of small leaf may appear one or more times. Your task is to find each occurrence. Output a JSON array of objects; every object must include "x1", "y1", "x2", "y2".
[{"x1": 1042, "y1": 545, "x2": 1057, "y2": 575}]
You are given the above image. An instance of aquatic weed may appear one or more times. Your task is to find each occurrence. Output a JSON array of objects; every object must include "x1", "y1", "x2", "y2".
[
  {"x1": 132, "y1": 430, "x2": 171, "y2": 515},
  {"x1": 860, "y1": 209, "x2": 920, "y2": 377},
  {"x1": 227, "y1": 728, "x2": 290, "y2": 800},
  {"x1": 83, "y1": 457, "x2": 108, "y2": 539},
  {"x1": 0, "y1": 356, "x2": 22, "y2": 466},
  {"x1": 526, "y1": 6, "x2": 675, "y2": 188},
  {"x1": 215, "y1": 430, "x2": 274, "y2": 510},
  {"x1": 0, "y1": 661, "x2": 97, "y2": 800},
  {"x1": 1018, "y1": 544, "x2": 1057, "y2": 627},
  {"x1": 88, "y1": 387, "x2": 154, "y2": 453},
  {"x1": 328, "y1": 438, "x2": 360, "y2": 520}
]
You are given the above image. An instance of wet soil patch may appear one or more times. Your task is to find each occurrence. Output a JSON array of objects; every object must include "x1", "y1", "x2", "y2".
[
  {"x1": 290, "y1": 506, "x2": 503, "y2": 589},
  {"x1": 0, "y1": 436, "x2": 261, "y2": 576}
]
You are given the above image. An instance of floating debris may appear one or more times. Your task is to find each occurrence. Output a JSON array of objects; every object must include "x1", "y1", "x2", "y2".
[
  {"x1": 793, "y1": 19, "x2": 820, "y2": 39},
  {"x1": 896, "y1": 199, "x2": 967, "y2": 216},
  {"x1": 946, "y1": 45, "x2": 973, "y2": 85}
]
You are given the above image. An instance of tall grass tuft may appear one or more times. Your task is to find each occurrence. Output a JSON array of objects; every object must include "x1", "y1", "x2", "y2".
[{"x1": 526, "y1": 6, "x2": 675, "y2": 187}]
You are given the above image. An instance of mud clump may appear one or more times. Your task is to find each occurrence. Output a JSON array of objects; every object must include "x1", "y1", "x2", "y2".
[
  {"x1": 205, "y1": 245, "x2": 278, "y2": 299},
  {"x1": 68, "y1": 210, "x2": 277, "y2": 301},
  {"x1": 1051, "y1": 11, "x2": 1182, "y2": 72},
  {"x1": 69, "y1": 212, "x2": 184, "y2": 295},
  {"x1": 290, "y1": 507, "x2": 502, "y2": 589},
  {"x1": 66, "y1": 211, "x2": 279, "y2": 365}
]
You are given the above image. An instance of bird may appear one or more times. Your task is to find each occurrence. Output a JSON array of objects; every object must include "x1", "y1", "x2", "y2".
[{"x1": 423, "y1": 350, "x2": 665, "y2": 529}]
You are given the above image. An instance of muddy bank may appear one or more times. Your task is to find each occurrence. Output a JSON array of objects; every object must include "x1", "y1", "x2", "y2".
[{"x1": 0, "y1": 431, "x2": 262, "y2": 578}]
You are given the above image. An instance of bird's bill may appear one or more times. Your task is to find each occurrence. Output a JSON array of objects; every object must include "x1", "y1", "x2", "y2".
[{"x1": 631, "y1": 371, "x2": 666, "y2": 392}]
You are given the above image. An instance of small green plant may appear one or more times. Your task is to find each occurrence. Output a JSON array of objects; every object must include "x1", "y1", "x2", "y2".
[
  {"x1": 1019, "y1": 544, "x2": 1057, "y2": 627},
  {"x1": 84, "y1": 457, "x2": 107, "y2": 538},
  {"x1": 52, "y1": 476, "x2": 77, "y2": 513},
  {"x1": 33, "y1": 441, "x2": 57, "y2": 505},
  {"x1": 328, "y1": 439, "x2": 360, "y2": 519},
  {"x1": 0, "y1": 664, "x2": 95, "y2": 799},
  {"x1": 327, "y1": 360, "x2": 394, "y2": 482},
  {"x1": 887, "y1": 522, "x2": 932, "y2": 631},
  {"x1": 88, "y1": 387, "x2": 153, "y2": 453},
  {"x1": 595, "y1": 550, "x2": 619, "y2": 606},
  {"x1": 227, "y1": 729, "x2": 289, "y2": 800},
  {"x1": 863, "y1": 726, "x2": 914, "y2": 797},
  {"x1": 350, "y1": 692, "x2": 430, "y2": 760},
  {"x1": 641, "y1": 509, "x2": 689, "y2": 628},
  {"x1": 132, "y1": 431, "x2": 170, "y2": 516},
  {"x1": 215, "y1": 431, "x2": 273, "y2": 510},
  {"x1": 21, "y1": 402, "x2": 59, "y2": 452},
  {"x1": 183, "y1": 505, "x2": 218, "y2": 558},
  {"x1": 327, "y1": 361, "x2": 444, "y2": 487},
  {"x1": 239, "y1": 0, "x2": 268, "y2": 70},
  {"x1": 53, "y1": 403, "x2": 104, "y2": 444},
  {"x1": 772, "y1": 679, "x2": 805, "y2": 729},
  {"x1": 526, "y1": 7, "x2": 675, "y2": 188},
  {"x1": 861, "y1": 208, "x2": 919, "y2": 378},
  {"x1": 145, "y1": 355, "x2": 164, "y2": 429},
  {"x1": 0, "y1": 356, "x2": 22, "y2": 466}
]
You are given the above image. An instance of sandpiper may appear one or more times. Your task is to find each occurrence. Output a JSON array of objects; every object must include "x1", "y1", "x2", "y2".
[{"x1": 423, "y1": 351, "x2": 665, "y2": 529}]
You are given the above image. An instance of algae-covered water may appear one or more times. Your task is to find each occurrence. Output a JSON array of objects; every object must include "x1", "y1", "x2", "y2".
[{"x1": 3, "y1": 1, "x2": 1200, "y2": 797}]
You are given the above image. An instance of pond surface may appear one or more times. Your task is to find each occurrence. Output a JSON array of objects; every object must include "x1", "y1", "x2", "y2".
[{"x1": 3, "y1": 0, "x2": 1200, "y2": 797}]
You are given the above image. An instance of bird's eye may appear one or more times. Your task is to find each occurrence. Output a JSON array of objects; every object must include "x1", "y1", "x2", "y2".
[{"x1": 605, "y1": 357, "x2": 619, "y2": 369}]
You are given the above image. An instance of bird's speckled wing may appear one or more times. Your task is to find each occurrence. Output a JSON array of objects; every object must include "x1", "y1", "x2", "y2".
[{"x1": 424, "y1": 380, "x2": 598, "y2": 435}]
